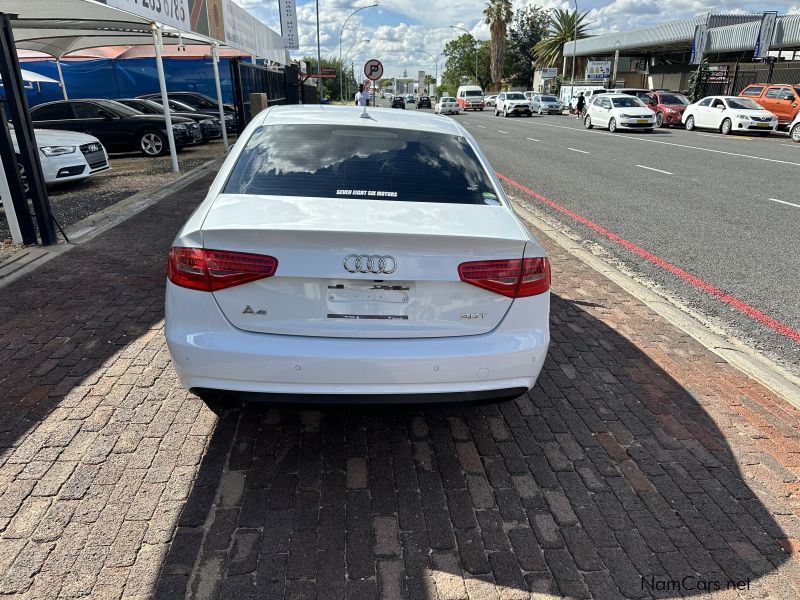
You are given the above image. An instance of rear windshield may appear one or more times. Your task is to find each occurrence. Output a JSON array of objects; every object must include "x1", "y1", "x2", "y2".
[
  {"x1": 224, "y1": 124, "x2": 498, "y2": 205},
  {"x1": 611, "y1": 96, "x2": 645, "y2": 108}
]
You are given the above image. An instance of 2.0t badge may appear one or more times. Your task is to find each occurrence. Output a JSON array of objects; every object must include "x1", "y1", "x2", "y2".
[{"x1": 343, "y1": 254, "x2": 397, "y2": 274}]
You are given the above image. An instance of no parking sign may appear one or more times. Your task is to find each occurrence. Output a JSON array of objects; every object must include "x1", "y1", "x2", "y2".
[{"x1": 363, "y1": 59, "x2": 383, "y2": 81}]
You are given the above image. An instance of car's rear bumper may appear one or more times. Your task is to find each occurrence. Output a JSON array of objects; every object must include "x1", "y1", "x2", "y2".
[{"x1": 165, "y1": 283, "x2": 549, "y2": 399}]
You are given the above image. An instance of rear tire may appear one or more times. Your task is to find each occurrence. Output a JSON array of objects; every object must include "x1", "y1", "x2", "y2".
[
  {"x1": 791, "y1": 122, "x2": 800, "y2": 143},
  {"x1": 685, "y1": 115, "x2": 695, "y2": 131},
  {"x1": 584, "y1": 115, "x2": 593, "y2": 129},
  {"x1": 608, "y1": 118, "x2": 617, "y2": 133},
  {"x1": 720, "y1": 118, "x2": 732, "y2": 135}
]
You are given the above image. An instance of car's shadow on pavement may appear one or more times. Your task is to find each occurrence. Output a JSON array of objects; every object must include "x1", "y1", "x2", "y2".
[{"x1": 154, "y1": 293, "x2": 792, "y2": 600}]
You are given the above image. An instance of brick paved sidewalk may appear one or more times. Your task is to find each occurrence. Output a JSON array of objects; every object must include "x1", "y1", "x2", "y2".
[{"x1": 1, "y1": 171, "x2": 800, "y2": 599}]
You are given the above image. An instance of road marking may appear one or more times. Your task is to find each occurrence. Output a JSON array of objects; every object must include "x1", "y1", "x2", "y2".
[
  {"x1": 636, "y1": 164, "x2": 673, "y2": 175},
  {"x1": 779, "y1": 143, "x2": 799, "y2": 147},
  {"x1": 477, "y1": 125, "x2": 485, "y2": 128},
  {"x1": 567, "y1": 147, "x2": 589, "y2": 154},
  {"x1": 498, "y1": 130, "x2": 509, "y2": 134},
  {"x1": 520, "y1": 121, "x2": 800, "y2": 167},
  {"x1": 496, "y1": 172, "x2": 800, "y2": 344},
  {"x1": 527, "y1": 137, "x2": 540, "y2": 142},
  {"x1": 769, "y1": 198, "x2": 800, "y2": 209},
  {"x1": 697, "y1": 133, "x2": 717, "y2": 138}
]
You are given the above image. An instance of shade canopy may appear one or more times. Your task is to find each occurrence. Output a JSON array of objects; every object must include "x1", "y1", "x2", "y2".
[
  {"x1": 0, "y1": 68, "x2": 59, "y2": 83},
  {"x1": 1, "y1": 0, "x2": 287, "y2": 62}
]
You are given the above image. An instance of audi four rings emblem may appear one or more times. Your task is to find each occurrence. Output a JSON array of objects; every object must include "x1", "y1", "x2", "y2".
[{"x1": 344, "y1": 254, "x2": 397, "y2": 274}]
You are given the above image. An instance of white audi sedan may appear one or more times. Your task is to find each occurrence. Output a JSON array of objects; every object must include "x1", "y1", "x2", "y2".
[
  {"x1": 584, "y1": 93, "x2": 655, "y2": 132},
  {"x1": 165, "y1": 105, "x2": 550, "y2": 403},
  {"x1": 682, "y1": 96, "x2": 777, "y2": 136},
  {"x1": 10, "y1": 128, "x2": 109, "y2": 184}
]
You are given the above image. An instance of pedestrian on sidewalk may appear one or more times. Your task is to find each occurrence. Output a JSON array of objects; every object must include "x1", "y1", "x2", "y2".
[{"x1": 575, "y1": 92, "x2": 585, "y2": 119}]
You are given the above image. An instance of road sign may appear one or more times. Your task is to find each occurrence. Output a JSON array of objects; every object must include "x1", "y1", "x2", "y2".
[{"x1": 364, "y1": 59, "x2": 383, "y2": 81}]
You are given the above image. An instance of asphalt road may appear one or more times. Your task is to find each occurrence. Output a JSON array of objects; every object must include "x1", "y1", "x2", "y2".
[{"x1": 379, "y1": 98, "x2": 800, "y2": 376}]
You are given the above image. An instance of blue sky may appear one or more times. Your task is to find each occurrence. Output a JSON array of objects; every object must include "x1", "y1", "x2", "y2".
[{"x1": 234, "y1": 1, "x2": 800, "y2": 79}]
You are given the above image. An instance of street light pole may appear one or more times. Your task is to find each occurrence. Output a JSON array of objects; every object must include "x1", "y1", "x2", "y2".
[
  {"x1": 416, "y1": 50, "x2": 440, "y2": 94},
  {"x1": 344, "y1": 39, "x2": 371, "y2": 101},
  {"x1": 569, "y1": 0, "x2": 578, "y2": 106},
  {"x1": 450, "y1": 25, "x2": 478, "y2": 85},
  {"x1": 339, "y1": 3, "x2": 378, "y2": 101}
]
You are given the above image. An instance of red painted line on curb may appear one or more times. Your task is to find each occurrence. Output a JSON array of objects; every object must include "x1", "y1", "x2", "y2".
[{"x1": 497, "y1": 172, "x2": 800, "y2": 344}]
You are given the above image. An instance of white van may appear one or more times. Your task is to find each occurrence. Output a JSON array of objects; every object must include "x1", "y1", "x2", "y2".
[
  {"x1": 560, "y1": 86, "x2": 607, "y2": 110},
  {"x1": 456, "y1": 85, "x2": 485, "y2": 111}
]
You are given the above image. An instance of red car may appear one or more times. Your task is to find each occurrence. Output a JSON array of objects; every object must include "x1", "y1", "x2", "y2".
[{"x1": 647, "y1": 91, "x2": 691, "y2": 128}]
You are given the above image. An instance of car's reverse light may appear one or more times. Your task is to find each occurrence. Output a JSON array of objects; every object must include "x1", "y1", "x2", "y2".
[
  {"x1": 458, "y1": 257, "x2": 550, "y2": 298},
  {"x1": 168, "y1": 247, "x2": 278, "y2": 292}
]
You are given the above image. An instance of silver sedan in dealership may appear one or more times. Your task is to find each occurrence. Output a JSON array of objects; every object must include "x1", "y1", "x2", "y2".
[{"x1": 165, "y1": 105, "x2": 551, "y2": 403}]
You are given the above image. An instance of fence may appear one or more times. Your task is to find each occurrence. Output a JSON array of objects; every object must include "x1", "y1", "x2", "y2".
[
  {"x1": 698, "y1": 61, "x2": 800, "y2": 97},
  {"x1": 230, "y1": 58, "x2": 302, "y2": 131}
]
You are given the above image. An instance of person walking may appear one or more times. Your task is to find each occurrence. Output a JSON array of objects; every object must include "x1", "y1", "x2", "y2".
[
  {"x1": 575, "y1": 92, "x2": 586, "y2": 119},
  {"x1": 355, "y1": 84, "x2": 370, "y2": 106}
]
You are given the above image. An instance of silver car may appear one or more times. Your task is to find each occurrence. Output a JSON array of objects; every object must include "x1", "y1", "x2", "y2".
[{"x1": 529, "y1": 94, "x2": 563, "y2": 115}]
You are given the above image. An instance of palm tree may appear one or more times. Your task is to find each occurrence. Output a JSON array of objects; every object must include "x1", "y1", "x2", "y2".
[
  {"x1": 483, "y1": 0, "x2": 513, "y2": 91},
  {"x1": 533, "y1": 9, "x2": 590, "y2": 69}
]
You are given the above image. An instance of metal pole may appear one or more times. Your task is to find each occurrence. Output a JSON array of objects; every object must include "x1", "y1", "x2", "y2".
[
  {"x1": 152, "y1": 25, "x2": 179, "y2": 173},
  {"x1": 316, "y1": 0, "x2": 322, "y2": 103},
  {"x1": 570, "y1": 0, "x2": 578, "y2": 107},
  {"x1": 55, "y1": 58, "x2": 68, "y2": 100},
  {"x1": 211, "y1": 44, "x2": 229, "y2": 151},
  {"x1": 611, "y1": 45, "x2": 620, "y2": 89}
]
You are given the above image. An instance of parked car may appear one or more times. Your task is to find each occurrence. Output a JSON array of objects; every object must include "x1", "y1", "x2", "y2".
[
  {"x1": 164, "y1": 105, "x2": 551, "y2": 403},
  {"x1": 528, "y1": 94, "x2": 563, "y2": 115},
  {"x1": 29, "y1": 99, "x2": 200, "y2": 156},
  {"x1": 115, "y1": 98, "x2": 222, "y2": 142},
  {"x1": 584, "y1": 93, "x2": 655, "y2": 132},
  {"x1": 484, "y1": 95, "x2": 498, "y2": 107},
  {"x1": 739, "y1": 83, "x2": 800, "y2": 127},
  {"x1": 494, "y1": 92, "x2": 532, "y2": 117},
  {"x1": 391, "y1": 96, "x2": 406, "y2": 109},
  {"x1": 434, "y1": 96, "x2": 460, "y2": 115},
  {"x1": 647, "y1": 91, "x2": 690, "y2": 127},
  {"x1": 682, "y1": 96, "x2": 777, "y2": 136},
  {"x1": 417, "y1": 96, "x2": 432, "y2": 109},
  {"x1": 405, "y1": 94, "x2": 416, "y2": 105},
  {"x1": 456, "y1": 85, "x2": 485, "y2": 111},
  {"x1": 138, "y1": 91, "x2": 237, "y2": 133},
  {"x1": 614, "y1": 88, "x2": 654, "y2": 103},
  {"x1": 9, "y1": 128, "x2": 109, "y2": 186},
  {"x1": 791, "y1": 112, "x2": 800, "y2": 143}
]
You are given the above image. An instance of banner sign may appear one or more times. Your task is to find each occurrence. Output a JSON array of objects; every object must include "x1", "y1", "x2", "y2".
[
  {"x1": 689, "y1": 24, "x2": 708, "y2": 64},
  {"x1": 586, "y1": 61, "x2": 610, "y2": 80},
  {"x1": 540, "y1": 67, "x2": 557, "y2": 79},
  {"x1": 279, "y1": 0, "x2": 299, "y2": 50},
  {"x1": 101, "y1": 0, "x2": 191, "y2": 31},
  {"x1": 754, "y1": 12, "x2": 778, "y2": 59}
]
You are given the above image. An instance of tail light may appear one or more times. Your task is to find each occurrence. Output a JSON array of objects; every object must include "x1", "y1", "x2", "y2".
[
  {"x1": 458, "y1": 257, "x2": 550, "y2": 298},
  {"x1": 168, "y1": 247, "x2": 278, "y2": 292}
]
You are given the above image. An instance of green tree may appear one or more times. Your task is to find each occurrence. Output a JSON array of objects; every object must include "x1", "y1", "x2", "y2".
[
  {"x1": 441, "y1": 34, "x2": 491, "y2": 94},
  {"x1": 533, "y1": 9, "x2": 591, "y2": 69},
  {"x1": 302, "y1": 56, "x2": 348, "y2": 101},
  {"x1": 483, "y1": 0, "x2": 513, "y2": 92},
  {"x1": 688, "y1": 58, "x2": 710, "y2": 102},
  {"x1": 506, "y1": 6, "x2": 550, "y2": 88}
]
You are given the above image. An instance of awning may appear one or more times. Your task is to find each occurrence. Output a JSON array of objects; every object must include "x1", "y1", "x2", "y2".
[{"x1": 0, "y1": 68, "x2": 59, "y2": 83}]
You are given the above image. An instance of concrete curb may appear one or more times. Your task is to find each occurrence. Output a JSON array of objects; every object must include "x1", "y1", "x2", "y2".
[
  {"x1": 511, "y1": 196, "x2": 800, "y2": 408},
  {"x1": 0, "y1": 157, "x2": 225, "y2": 289}
]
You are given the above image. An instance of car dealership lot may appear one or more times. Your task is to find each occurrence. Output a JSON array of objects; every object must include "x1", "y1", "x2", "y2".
[
  {"x1": 0, "y1": 140, "x2": 228, "y2": 244},
  {"x1": 450, "y1": 109, "x2": 800, "y2": 378},
  {"x1": 1, "y1": 169, "x2": 799, "y2": 598}
]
